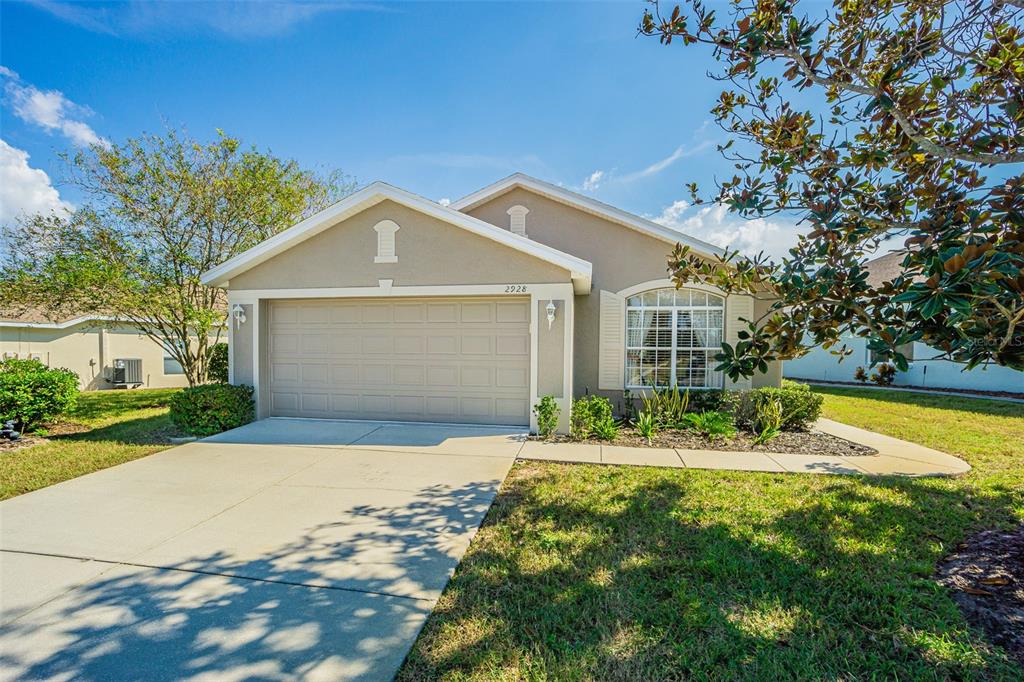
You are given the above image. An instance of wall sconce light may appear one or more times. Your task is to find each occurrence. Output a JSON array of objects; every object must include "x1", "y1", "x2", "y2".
[
  {"x1": 232, "y1": 304, "x2": 247, "y2": 330},
  {"x1": 545, "y1": 300, "x2": 556, "y2": 330}
]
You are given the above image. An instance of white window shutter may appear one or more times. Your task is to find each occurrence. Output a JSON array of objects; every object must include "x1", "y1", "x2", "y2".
[
  {"x1": 598, "y1": 290, "x2": 625, "y2": 390},
  {"x1": 725, "y1": 294, "x2": 754, "y2": 390},
  {"x1": 507, "y1": 205, "x2": 529, "y2": 237}
]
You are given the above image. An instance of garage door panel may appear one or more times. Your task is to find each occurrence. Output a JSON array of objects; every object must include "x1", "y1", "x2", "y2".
[
  {"x1": 427, "y1": 336, "x2": 458, "y2": 355},
  {"x1": 460, "y1": 336, "x2": 491, "y2": 355},
  {"x1": 495, "y1": 335, "x2": 529, "y2": 356},
  {"x1": 496, "y1": 300, "x2": 529, "y2": 323},
  {"x1": 271, "y1": 334, "x2": 300, "y2": 354},
  {"x1": 268, "y1": 297, "x2": 530, "y2": 425},
  {"x1": 496, "y1": 367, "x2": 529, "y2": 388},
  {"x1": 393, "y1": 365, "x2": 425, "y2": 385}
]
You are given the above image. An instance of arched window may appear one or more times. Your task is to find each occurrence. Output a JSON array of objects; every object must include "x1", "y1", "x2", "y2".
[{"x1": 625, "y1": 288, "x2": 725, "y2": 389}]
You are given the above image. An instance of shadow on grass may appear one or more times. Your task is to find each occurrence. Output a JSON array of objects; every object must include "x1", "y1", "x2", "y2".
[
  {"x1": 812, "y1": 385, "x2": 1024, "y2": 418},
  {"x1": 67, "y1": 388, "x2": 181, "y2": 423},
  {"x1": 398, "y1": 464, "x2": 1023, "y2": 680},
  {"x1": 51, "y1": 413, "x2": 182, "y2": 446},
  {"x1": 0, "y1": 479, "x2": 501, "y2": 680}
]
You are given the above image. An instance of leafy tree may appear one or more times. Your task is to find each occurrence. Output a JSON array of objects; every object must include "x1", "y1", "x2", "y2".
[
  {"x1": 640, "y1": 0, "x2": 1024, "y2": 378},
  {"x1": 1, "y1": 129, "x2": 354, "y2": 386}
]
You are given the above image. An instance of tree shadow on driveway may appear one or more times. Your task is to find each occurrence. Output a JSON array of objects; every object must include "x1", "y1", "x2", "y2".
[{"x1": 0, "y1": 479, "x2": 499, "y2": 681}]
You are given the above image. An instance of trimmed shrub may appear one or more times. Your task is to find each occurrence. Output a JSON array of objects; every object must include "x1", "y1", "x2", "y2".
[
  {"x1": 570, "y1": 395, "x2": 617, "y2": 441},
  {"x1": 734, "y1": 383, "x2": 823, "y2": 432},
  {"x1": 853, "y1": 366, "x2": 869, "y2": 383},
  {"x1": 688, "y1": 389, "x2": 737, "y2": 414},
  {"x1": 532, "y1": 396, "x2": 561, "y2": 439},
  {"x1": 170, "y1": 383, "x2": 254, "y2": 437},
  {"x1": 0, "y1": 358, "x2": 79, "y2": 431},
  {"x1": 207, "y1": 343, "x2": 229, "y2": 383}
]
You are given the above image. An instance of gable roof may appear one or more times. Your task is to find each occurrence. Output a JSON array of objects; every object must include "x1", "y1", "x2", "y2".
[
  {"x1": 450, "y1": 173, "x2": 727, "y2": 260},
  {"x1": 200, "y1": 182, "x2": 593, "y2": 293}
]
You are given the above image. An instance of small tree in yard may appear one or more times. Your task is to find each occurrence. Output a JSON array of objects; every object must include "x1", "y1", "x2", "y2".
[
  {"x1": 1, "y1": 129, "x2": 354, "y2": 386},
  {"x1": 640, "y1": 0, "x2": 1024, "y2": 379}
]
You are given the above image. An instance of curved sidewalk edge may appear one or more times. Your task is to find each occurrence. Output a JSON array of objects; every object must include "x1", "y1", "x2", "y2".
[
  {"x1": 813, "y1": 418, "x2": 971, "y2": 476},
  {"x1": 517, "y1": 419, "x2": 971, "y2": 478}
]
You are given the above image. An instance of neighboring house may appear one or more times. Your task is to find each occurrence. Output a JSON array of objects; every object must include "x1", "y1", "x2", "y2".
[
  {"x1": 202, "y1": 173, "x2": 781, "y2": 433},
  {"x1": 785, "y1": 252, "x2": 1023, "y2": 393},
  {"x1": 0, "y1": 312, "x2": 216, "y2": 391}
]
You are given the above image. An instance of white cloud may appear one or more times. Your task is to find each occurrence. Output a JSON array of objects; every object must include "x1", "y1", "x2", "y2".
[
  {"x1": 582, "y1": 138, "x2": 715, "y2": 191},
  {"x1": 1, "y1": 69, "x2": 108, "y2": 148},
  {"x1": 27, "y1": 0, "x2": 388, "y2": 39},
  {"x1": 581, "y1": 170, "x2": 604, "y2": 192},
  {"x1": 437, "y1": 197, "x2": 451, "y2": 207},
  {"x1": 649, "y1": 200, "x2": 803, "y2": 261},
  {"x1": 0, "y1": 139, "x2": 73, "y2": 224}
]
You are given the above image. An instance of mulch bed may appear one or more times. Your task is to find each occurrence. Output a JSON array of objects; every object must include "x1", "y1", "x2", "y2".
[
  {"x1": 0, "y1": 422, "x2": 91, "y2": 454},
  {"x1": 936, "y1": 525, "x2": 1024, "y2": 666},
  {"x1": 535, "y1": 426, "x2": 877, "y2": 457}
]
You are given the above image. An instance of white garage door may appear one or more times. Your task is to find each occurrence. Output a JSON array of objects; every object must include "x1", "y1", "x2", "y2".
[{"x1": 267, "y1": 297, "x2": 531, "y2": 425}]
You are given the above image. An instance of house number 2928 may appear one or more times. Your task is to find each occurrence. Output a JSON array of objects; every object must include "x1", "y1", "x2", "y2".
[{"x1": 504, "y1": 285, "x2": 528, "y2": 294}]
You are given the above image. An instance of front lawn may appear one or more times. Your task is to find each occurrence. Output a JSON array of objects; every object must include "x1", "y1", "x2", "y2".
[
  {"x1": 0, "y1": 388, "x2": 182, "y2": 500},
  {"x1": 399, "y1": 388, "x2": 1024, "y2": 679}
]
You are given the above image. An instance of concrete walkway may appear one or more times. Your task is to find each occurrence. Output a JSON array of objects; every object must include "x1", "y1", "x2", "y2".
[
  {"x1": 0, "y1": 419, "x2": 522, "y2": 681},
  {"x1": 519, "y1": 418, "x2": 971, "y2": 477}
]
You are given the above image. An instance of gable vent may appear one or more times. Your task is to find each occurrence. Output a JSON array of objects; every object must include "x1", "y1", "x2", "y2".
[
  {"x1": 373, "y1": 219, "x2": 400, "y2": 263},
  {"x1": 507, "y1": 205, "x2": 529, "y2": 237}
]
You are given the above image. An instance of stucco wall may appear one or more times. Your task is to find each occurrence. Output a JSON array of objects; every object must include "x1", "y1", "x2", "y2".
[
  {"x1": 537, "y1": 299, "x2": 565, "y2": 397},
  {"x1": 0, "y1": 322, "x2": 214, "y2": 390},
  {"x1": 231, "y1": 305, "x2": 254, "y2": 386},
  {"x1": 465, "y1": 187, "x2": 782, "y2": 398},
  {"x1": 785, "y1": 337, "x2": 1023, "y2": 393},
  {"x1": 229, "y1": 199, "x2": 571, "y2": 291}
]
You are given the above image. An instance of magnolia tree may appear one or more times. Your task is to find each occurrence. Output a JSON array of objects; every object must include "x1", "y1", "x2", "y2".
[
  {"x1": 640, "y1": 0, "x2": 1024, "y2": 379},
  {"x1": 1, "y1": 129, "x2": 354, "y2": 385}
]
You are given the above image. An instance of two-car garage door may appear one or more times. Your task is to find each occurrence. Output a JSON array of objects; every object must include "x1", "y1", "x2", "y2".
[{"x1": 267, "y1": 297, "x2": 531, "y2": 425}]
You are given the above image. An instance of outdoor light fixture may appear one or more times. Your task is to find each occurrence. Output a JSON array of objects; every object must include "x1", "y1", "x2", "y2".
[
  {"x1": 232, "y1": 304, "x2": 247, "y2": 330},
  {"x1": 546, "y1": 300, "x2": 556, "y2": 330}
]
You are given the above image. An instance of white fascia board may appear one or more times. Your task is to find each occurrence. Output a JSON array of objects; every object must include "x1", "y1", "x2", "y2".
[
  {"x1": 200, "y1": 181, "x2": 593, "y2": 293},
  {"x1": 0, "y1": 315, "x2": 118, "y2": 329},
  {"x1": 451, "y1": 173, "x2": 727, "y2": 260}
]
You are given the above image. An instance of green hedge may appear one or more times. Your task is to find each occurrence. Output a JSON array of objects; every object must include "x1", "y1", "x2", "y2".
[
  {"x1": 207, "y1": 343, "x2": 229, "y2": 383},
  {"x1": 170, "y1": 383, "x2": 255, "y2": 437},
  {"x1": 0, "y1": 358, "x2": 79, "y2": 431},
  {"x1": 733, "y1": 383, "x2": 823, "y2": 432}
]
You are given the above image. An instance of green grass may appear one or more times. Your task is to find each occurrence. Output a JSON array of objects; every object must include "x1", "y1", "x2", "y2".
[
  {"x1": 0, "y1": 388, "x2": 182, "y2": 500},
  {"x1": 399, "y1": 388, "x2": 1024, "y2": 680}
]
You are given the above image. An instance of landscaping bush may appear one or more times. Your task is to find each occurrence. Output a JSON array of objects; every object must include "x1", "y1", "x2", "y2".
[
  {"x1": 170, "y1": 383, "x2": 254, "y2": 437},
  {"x1": 532, "y1": 396, "x2": 561, "y2": 439},
  {"x1": 640, "y1": 387, "x2": 690, "y2": 427},
  {"x1": 570, "y1": 395, "x2": 617, "y2": 441},
  {"x1": 871, "y1": 363, "x2": 897, "y2": 386},
  {"x1": 688, "y1": 389, "x2": 737, "y2": 414},
  {"x1": 733, "y1": 383, "x2": 823, "y2": 432},
  {"x1": 854, "y1": 366, "x2": 869, "y2": 383},
  {"x1": 207, "y1": 343, "x2": 229, "y2": 383},
  {"x1": 682, "y1": 410, "x2": 736, "y2": 441},
  {"x1": 0, "y1": 358, "x2": 79, "y2": 432}
]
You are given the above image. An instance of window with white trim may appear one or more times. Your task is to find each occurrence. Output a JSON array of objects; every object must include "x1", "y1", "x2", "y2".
[
  {"x1": 373, "y1": 219, "x2": 400, "y2": 263},
  {"x1": 625, "y1": 288, "x2": 725, "y2": 389}
]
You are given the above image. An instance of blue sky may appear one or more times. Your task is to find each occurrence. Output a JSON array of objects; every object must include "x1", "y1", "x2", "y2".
[{"x1": 0, "y1": 0, "x2": 799, "y2": 258}]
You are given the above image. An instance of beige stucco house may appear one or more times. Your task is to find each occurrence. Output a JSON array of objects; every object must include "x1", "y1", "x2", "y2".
[
  {"x1": 0, "y1": 313, "x2": 211, "y2": 390},
  {"x1": 202, "y1": 173, "x2": 781, "y2": 433}
]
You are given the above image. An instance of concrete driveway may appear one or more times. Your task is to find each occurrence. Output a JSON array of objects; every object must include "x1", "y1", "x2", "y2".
[{"x1": 0, "y1": 418, "x2": 524, "y2": 681}]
